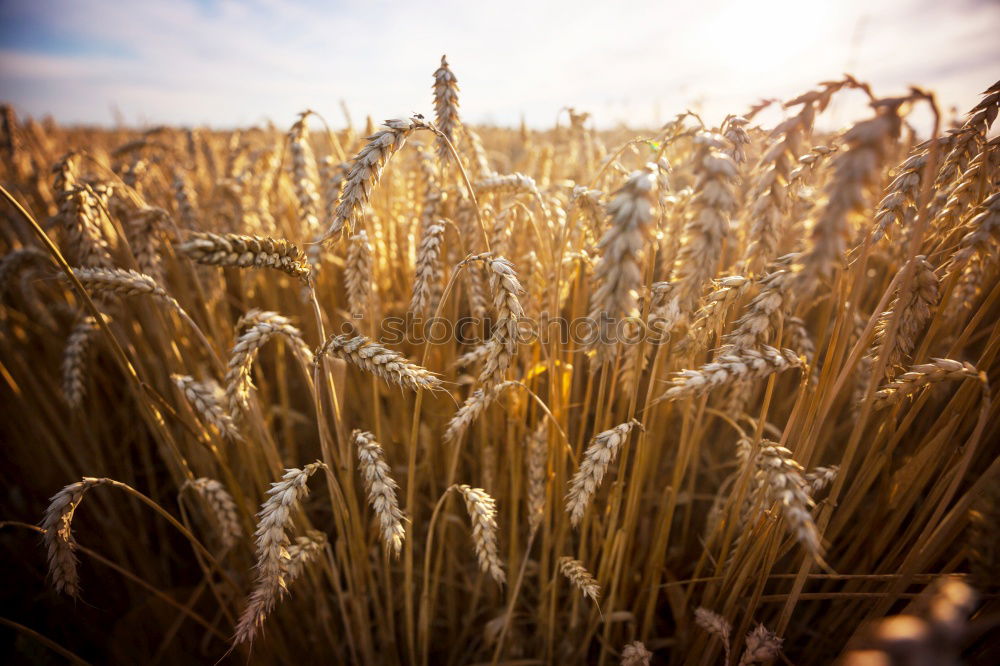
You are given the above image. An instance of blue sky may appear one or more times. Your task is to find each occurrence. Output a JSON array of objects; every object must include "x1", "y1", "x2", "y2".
[{"x1": 0, "y1": 0, "x2": 997, "y2": 129}]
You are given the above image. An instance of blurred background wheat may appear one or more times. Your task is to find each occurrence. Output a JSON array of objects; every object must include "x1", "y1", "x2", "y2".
[{"x1": 1, "y1": 2, "x2": 999, "y2": 665}]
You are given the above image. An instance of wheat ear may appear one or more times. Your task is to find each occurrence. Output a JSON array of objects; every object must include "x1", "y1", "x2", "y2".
[
  {"x1": 61, "y1": 314, "x2": 101, "y2": 409},
  {"x1": 172, "y1": 374, "x2": 241, "y2": 442},
  {"x1": 872, "y1": 358, "x2": 980, "y2": 408},
  {"x1": 354, "y1": 430, "x2": 406, "y2": 557},
  {"x1": 587, "y1": 165, "x2": 658, "y2": 364},
  {"x1": 184, "y1": 477, "x2": 242, "y2": 548},
  {"x1": 225, "y1": 310, "x2": 312, "y2": 415},
  {"x1": 525, "y1": 421, "x2": 549, "y2": 532},
  {"x1": 345, "y1": 229, "x2": 374, "y2": 317},
  {"x1": 868, "y1": 255, "x2": 938, "y2": 377},
  {"x1": 455, "y1": 484, "x2": 505, "y2": 585},
  {"x1": 659, "y1": 346, "x2": 802, "y2": 403},
  {"x1": 620, "y1": 640, "x2": 653, "y2": 666},
  {"x1": 756, "y1": 442, "x2": 821, "y2": 558},
  {"x1": 443, "y1": 381, "x2": 517, "y2": 446},
  {"x1": 566, "y1": 419, "x2": 642, "y2": 526},
  {"x1": 695, "y1": 607, "x2": 733, "y2": 666},
  {"x1": 315, "y1": 333, "x2": 441, "y2": 392},
  {"x1": 558, "y1": 556, "x2": 600, "y2": 604},
  {"x1": 177, "y1": 232, "x2": 311, "y2": 283},
  {"x1": 234, "y1": 461, "x2": 326, "y2": 646},
  {"x1": 322, "y1": 116, "x2": 429, "y2": 241},
  {"x1": 410, "y1": 221, "x2": 445, "y2": 315},
  {"x1": 737, "y1": 624, "x2": 783, "y2": 665},
  {"x1": 669, "y1": 132, "x2": 738, "y2": 317},
  {"x1": 71, "y1": 267, "x2": 186, "y2": 315},
  {"x1": 433, "y1": 55, "x2": 461, "y2": 162},
  {"x1": 41, "y1": 477, "x2": 112, "y2": 597}
]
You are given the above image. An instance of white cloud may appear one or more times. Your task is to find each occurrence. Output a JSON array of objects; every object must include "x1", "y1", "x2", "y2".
[{"x1": 0, "y1": 0, "x2": 996, "y2": 129}]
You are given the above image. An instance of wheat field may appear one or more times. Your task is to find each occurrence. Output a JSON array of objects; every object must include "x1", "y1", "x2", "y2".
[{"x1": 0, "y1": 58, "x2": 998, "y2": 664}]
